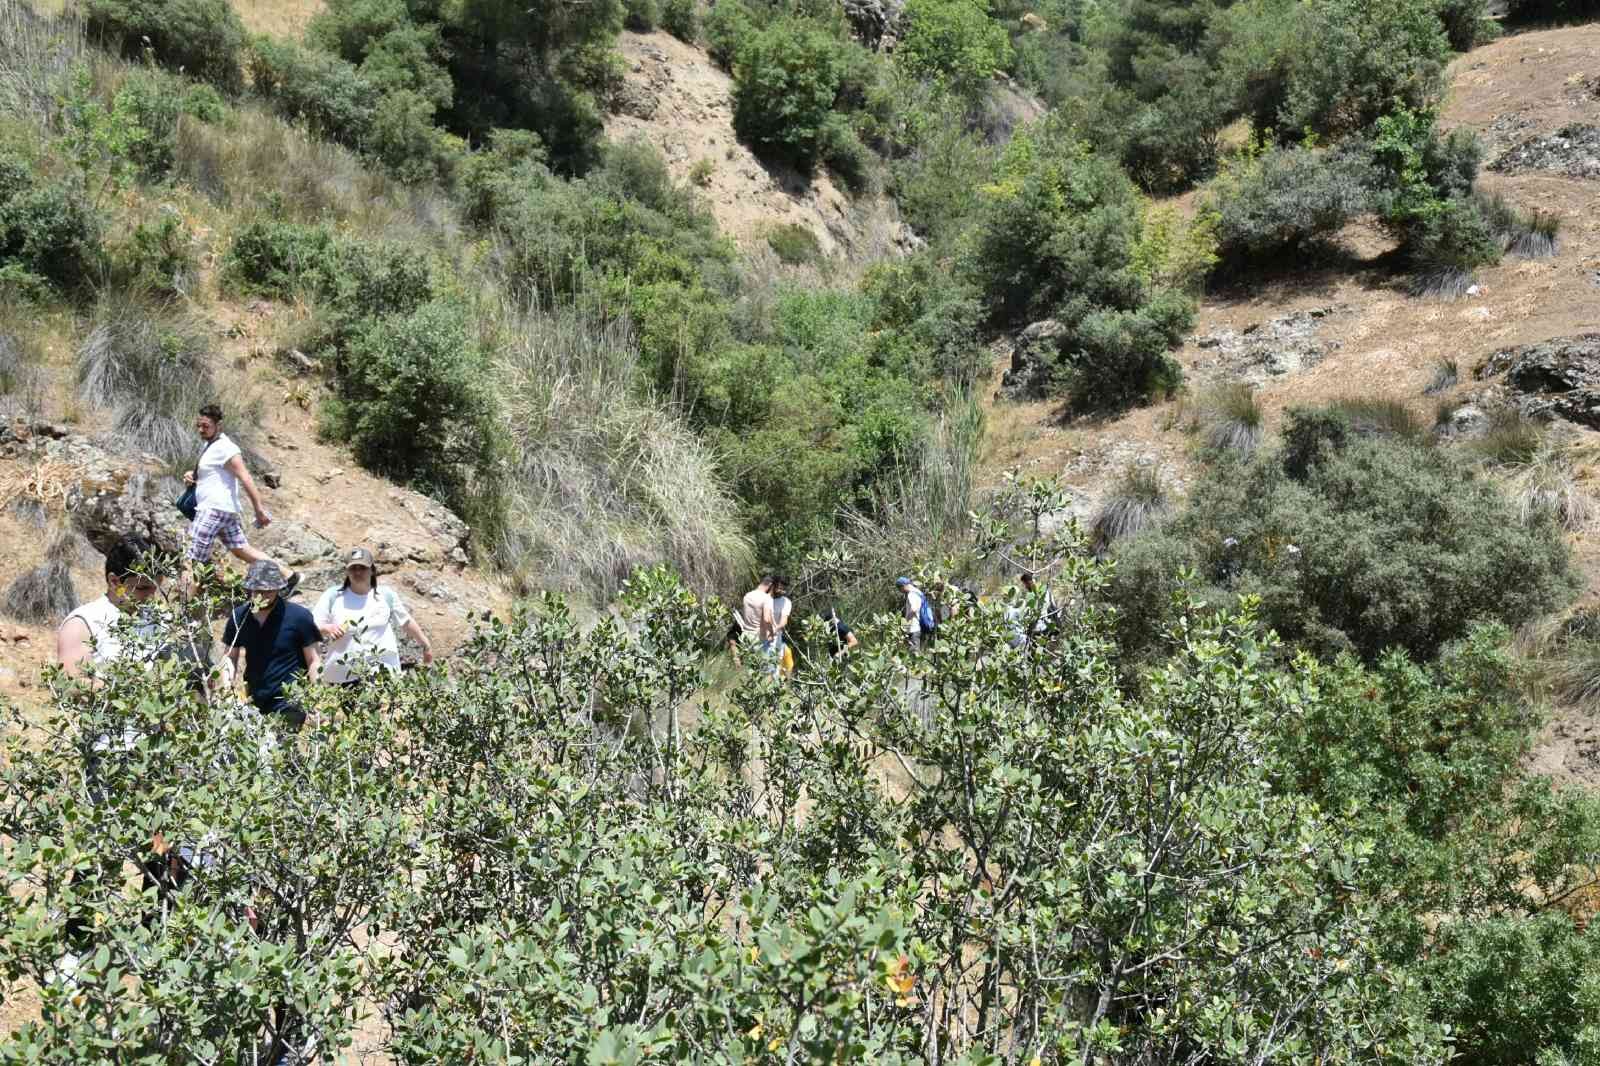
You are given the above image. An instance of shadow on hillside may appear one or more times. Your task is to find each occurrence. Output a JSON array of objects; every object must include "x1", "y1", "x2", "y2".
[{"x1": 1204, "y1": 240, "x2": 1411, "y2": 309}]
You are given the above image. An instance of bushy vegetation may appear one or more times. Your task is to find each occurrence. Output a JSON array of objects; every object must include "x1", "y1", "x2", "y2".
[
  {"x1": 1207, "y1": 142, "x2": 1376, "y2": 264},
  {"x1": 83, "y1": 0, "x2": 246, "y2": 93},
  {"x1": 968, "y1": 123, "x2": 1194, "y2": 412},
  {"x1": 8, "y1": 491, "x2": 1600, "y2": 1063},
  {"x1": 0, "y1": 150, "x2": 102, "y2": 296},
  {"x1": 1108, "y1": 414, "x2": 1578, "y2": 662}
]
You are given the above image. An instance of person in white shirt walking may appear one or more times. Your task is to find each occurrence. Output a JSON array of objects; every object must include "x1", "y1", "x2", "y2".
[
  {"x1": 897, "y1": 576, "x2": 927, "y2": 652},
  {"x1": 313, "y1": 547, "x2": 433, "y2": 686},
  {"x1": 183, "y1": 404, "x2": 296, "y2": 595}
]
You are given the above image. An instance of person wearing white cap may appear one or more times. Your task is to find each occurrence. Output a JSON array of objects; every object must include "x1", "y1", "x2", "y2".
[{"x1": 313, "y1": 547, "x2": 433, "y2": 686}]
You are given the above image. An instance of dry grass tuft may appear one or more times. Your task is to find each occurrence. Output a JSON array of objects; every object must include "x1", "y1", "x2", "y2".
[
  {"x1": 1091, "y1": 465, "x2": 1170, "y2": 551},
  {"x1": 1471, "y1": 406, "x2": 1545, "y2": 467},
  {"x1": 77, "y1": 297, "x2": 218, "y2": 468},
  {"x1": 492, "y1": 300, "x2": 752, "y2": 602},
  {"x1": 1508, "y1": 445, "x2": 1594, "y2": 532},
  {"x1": 1, "y1": 529, "x2": 81, "y2": 624},
  {"x1": 1328, "y1": 396, "x2": 1425, "y2": 440},
  {"x1": 1422, "y1": 358, "x2": 1458, "y2": 396},
  {"x1": 1195, "y1": 382, "x2": 1263, "y2": 456},
  {"x1": 0, "y1": 0, "x2": 84, "y2": 129}
]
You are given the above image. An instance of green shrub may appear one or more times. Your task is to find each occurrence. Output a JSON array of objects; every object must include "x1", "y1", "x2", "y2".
[
  {"x1": 84, "y1": 0, "x2": 246, "y2": 93},
  {"x1": 1436, "y1": 0, "x2": 1494, "y2": 49},
  {"x1": 1232, "y1": 0, "x2": 1451, "y2": 138},
  {"x1": 115, "y1": 210, "x2": 195, "y2": 297},
  {"x1": 767, "y1": 222, "x2": 821, "y2": 265},
  {"x1": 890, "y1": 98, "x2": 996, "y2": 242},
  {"x1": 1207, "y1": 143, "x2": 1377, "y2": 263},
  {"x1": 1108, "y1": 430, "x2": 1578, "y2": 662},
  {"x1": 704, "y1": 0, "x2": 755, "y2": 68},
  {"x1": 1408, "y1": 196, "x2": 1500, "y2": 297},
  {"x1": 0, "y1": 152, "x2": 103, "y2": 295},
  {"x1": 896, "y1": 0, "x2": 1013, "y2": 100},
  {"x1": 320, "y1": 300, "x2": 496, "y2": 508},
  {"x1": 731, "y1": 18, "x2": 849, "y2": 168},
  {"x1": 624, "y1": 0, "x2": 660, "y2": 31},
  {"x1": 661, "y1": 0, "x2": 699, "y2": 41},
  {"x1": 248, "y1": 36, "x2": 379, "y2": 152}
]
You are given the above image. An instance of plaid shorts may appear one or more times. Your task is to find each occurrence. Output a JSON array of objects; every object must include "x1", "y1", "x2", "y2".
[{"x1": 188, "y1": 507, "x2": 248, "y2": 560}]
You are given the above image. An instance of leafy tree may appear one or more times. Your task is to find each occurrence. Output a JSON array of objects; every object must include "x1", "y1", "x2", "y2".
[
  {"x1": 895, "y1": 0, "x2": 1013, "y2": 100},
  {"x1": 1, "y1": 504, "x2": 1459, "y2": 1064},
  {"x1": 0, "y1": 152, "x2": 103, "y2": 296},
  {"x1": 1206, "y1": 141, "x2": 1377, "y2": 263},
  {"x1": 83, "y1": 0, "x2": 246, "y2": 92},
  {"x1": 967, "y1": 122, "x2": 1194, "y2": 411},
  {"x1": 731, "y1": 18, "x2": 850, "y2": 168}
]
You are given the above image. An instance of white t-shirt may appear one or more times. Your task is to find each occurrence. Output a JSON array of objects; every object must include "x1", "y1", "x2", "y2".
[
  {"x1": 313, "y1": 585, "x2": 413, "y2": 684},
  {"x1": 903, "y1": 586, "x2": 925, "y2": 635},
  {"x1": 194, "y1": 433, "x2": 243, "y2": 514},
  {"x1": 63, "y1": 596, "x2": 160, "y2": 666}
]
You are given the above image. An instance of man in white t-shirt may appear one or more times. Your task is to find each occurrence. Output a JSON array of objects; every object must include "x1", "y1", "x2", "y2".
[
  {"x1": 313, "y1": 547, "x2": 434, "y2": 686},
  {"x1": 183, "y1": 404, "x2": 296, "y2": 595},
  {"x1": 57, "y1": 534, "x2": 165, "y2": 676},
  {"x1": 898, "y1": 576, "x2": 927, "y2": 652}
]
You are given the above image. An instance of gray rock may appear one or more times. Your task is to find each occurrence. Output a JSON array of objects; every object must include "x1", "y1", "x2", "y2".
[
  {"x1": 1190, "y1": 306, "x2": 1345, "y2": 385},
  {"x1": 56, "y1": 436, "x2": 189, "y2": 557},
  {"x1": 612, "y1": 81, "x2": 659, "y2": 120},
  {"x1": 1438, "y1": 403, "x2": 1488, "y2": 439},
  {"x1": 256, "y1": 520, "x2": 337, "y2": 567},
  {"x1": 1493, "y1": 124, "x2": 1600, "y2": 180},
  {"x1": 1001, "y1": 319, "x2": 1066, "y2": 399},
  {"x1": 840, "y1": 0, "x2": 906, "y2": 50},
  {"x1": 1476, "y1": 335, "x2": 1600, "y2": 428}
]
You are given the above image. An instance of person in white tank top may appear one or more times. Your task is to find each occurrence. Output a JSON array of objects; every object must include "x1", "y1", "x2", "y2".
[{"x1": 56, "y1": 535, "x2": 165, "y2": 677}]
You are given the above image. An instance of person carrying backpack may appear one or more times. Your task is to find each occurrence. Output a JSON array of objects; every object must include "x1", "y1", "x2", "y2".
[{"x1": 897, "y1": 576, "x2": 936, "y2": 651}]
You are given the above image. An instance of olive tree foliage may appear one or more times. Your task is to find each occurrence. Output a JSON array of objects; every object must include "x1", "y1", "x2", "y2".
[{"x1": 0, "y1": 497, "x2": 1448, "y2": 1064}]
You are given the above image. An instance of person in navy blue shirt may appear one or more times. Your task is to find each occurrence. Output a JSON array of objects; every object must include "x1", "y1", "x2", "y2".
[{"x1": 223, "y1": 561, "x2": 321, "y2": 729}]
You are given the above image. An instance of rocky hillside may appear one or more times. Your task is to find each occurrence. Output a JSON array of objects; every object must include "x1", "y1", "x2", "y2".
[{"x1": 980, "y1": 21, "x2": 1600, "y2": 783}]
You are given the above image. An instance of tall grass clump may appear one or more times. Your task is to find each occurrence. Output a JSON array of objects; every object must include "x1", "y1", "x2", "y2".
[
  {"x1": 1092, "y1": 464, "x2": 1170, "y2": 551},
  {"x1": 1327, "y1": 396, "x2": 1425, "y2": 440},
  {"x1": 828, "y1": 394, "x2": 983, "y2": 614},
  {"x1": 1508, "y1": 445, "x2": 1593, "y2": 531},
  {"x1": 76, "y1": 297, "x2": 218, "y2": 468},
  {"x1": 492, "y1": 301, "x2": 751, "y2": 602},
  {"x1": 0, "y1": 0, "x2": 86, "y2": 128},
  {"x1": 1476, "y1": 192, "x2": 1560, "y2": 259},
  {"x1": 1473, "y1": 406, "x2": 1545, "y2": 467},
  {"x1": 1423, "y1": 358, "x2": 1458, "y2": 396},
  {"x1": 1197, "y1": 381, "x2": 1264, "y2": 456},
  {"x1": 1, "y1": 529, "x2": 79, "y2": 624},
  {"x1": 0, "y1": 325, "x2": 44, "y2": 419}
]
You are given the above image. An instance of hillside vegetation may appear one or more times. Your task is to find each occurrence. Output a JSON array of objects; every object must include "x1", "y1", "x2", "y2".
[{"x1": 5, "y1": 0, "x2": 1600, "y2": 1060}]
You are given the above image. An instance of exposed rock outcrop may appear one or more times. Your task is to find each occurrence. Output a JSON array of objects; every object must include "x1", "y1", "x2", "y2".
[
  {"x1": 1492, "y1": 124, "x2": 1600, "y2": 180},
  {"x1": 1001, "y1": 319, "x2": 1066, "y2": 399},
  {"x1": 1477, "y1": 335, "x2": 1600, "y2": 428},
  {"x1": 1190, "y1": 306, "x2": 1346, "y2": 384}
]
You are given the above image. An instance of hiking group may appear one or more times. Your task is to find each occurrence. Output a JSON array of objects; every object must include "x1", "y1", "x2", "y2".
[
  {"x1": 55, "y1": 403, "x2": 435, "y2": 728},
  {"x1": 730, "y1": 568, "x2": 1058, "y2": 677}
]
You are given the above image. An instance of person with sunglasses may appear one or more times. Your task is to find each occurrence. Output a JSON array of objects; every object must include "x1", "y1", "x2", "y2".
[
  {"x1": 56, "y1": 534, "x2": 165, "y2": 677},
  {"x1": 223, "y1": 561, "x2": 321, "y2": 729},
  {"x1": 312, "y1": 548, "x2": 433, "y2": 687}
]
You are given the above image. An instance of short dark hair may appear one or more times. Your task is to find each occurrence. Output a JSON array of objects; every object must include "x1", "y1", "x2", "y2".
[
  {"x1": 105, "y1": 534, "x2": 160, "y2": 580},
  {"x1": 771, "y1": 574, "x2": 790, "y2": 591},
  {"x1": 198, "y1": 403, "x2": 223, "y2": 422}
]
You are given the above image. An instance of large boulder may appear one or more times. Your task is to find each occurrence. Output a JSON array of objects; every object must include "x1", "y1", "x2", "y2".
[
  {"x1": 840, "y1": 0, "x2": 906, "y2": 51},
  {"x1": 1477, "y1": 335, "x2": 1600, "y2": 428},
  {"x1": 1000, "y1": 319, "x2": 1066, "y2": 400},
  {"x1": 51, "y1": 435, "x2": 189, "y2": 557}
]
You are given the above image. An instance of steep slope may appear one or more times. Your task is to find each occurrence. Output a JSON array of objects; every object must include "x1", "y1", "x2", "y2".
[{"x1": 605, "y1": 29, "x2": 916, "y2": 258}]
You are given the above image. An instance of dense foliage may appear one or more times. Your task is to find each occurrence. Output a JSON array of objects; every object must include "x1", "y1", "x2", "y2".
[
  {"x1": 1107, "y1": 416, "x2": 1579, "y2": 663},
  {"x1": 83, "y1": 0, "x2": 247, "y2": 93}
]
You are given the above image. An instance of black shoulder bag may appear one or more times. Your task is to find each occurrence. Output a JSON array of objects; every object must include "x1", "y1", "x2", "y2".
[{"x1": 174, "y1": 438, "x2": 213, "y2": 521}]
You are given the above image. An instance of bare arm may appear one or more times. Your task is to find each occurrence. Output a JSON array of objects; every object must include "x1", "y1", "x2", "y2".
[
  {"x1": 303, "y1": 643, "x2": 322, "y2": 684},
  {"x1": 844, "y1": 629, "x2": 860, "y2": 651},
  {"x1": 56, "y1": 617, "x2": 92, "y2": 678},
  {"x1": 225, "y1": 455, "x2": 270, "y2": 525},
  {"x1": 401, "y1": 618, "x2": 434, "y2": 664},
  {"x1": 227, "y1": 645, "x2": 242, "y2": 689}
]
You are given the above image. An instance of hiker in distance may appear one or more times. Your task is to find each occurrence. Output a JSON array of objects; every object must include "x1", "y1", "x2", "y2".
[
  {"x1": 183, "y1": 404, "x2": 297, "y2": 596},
  {"x1": 770, "y1": 575, "x2": 794, "y2": 677},
  {"x1": 314, "y1": 547, "x2": 434, "y2": 687},
  {"x1": 897, "y1": 576, "x2": 932, "y2": 651},
  {"x1": 821, "y1": 605, "x2": 859, "y2": 659},
  {"x1": 56, "y1": 534, "x2": 164, "y2": 678},
  {"x1": 223, "y1": 561, "x2": 321, "y2": 730}
]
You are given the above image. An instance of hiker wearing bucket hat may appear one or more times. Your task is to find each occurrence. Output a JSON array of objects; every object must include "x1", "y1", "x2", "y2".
[
  {"x1": 313, "y1": 547, "x2": 434, "y2": 686},
  {"x1": 222, "y1": 560, "x2": 321, "y2": 728}
]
